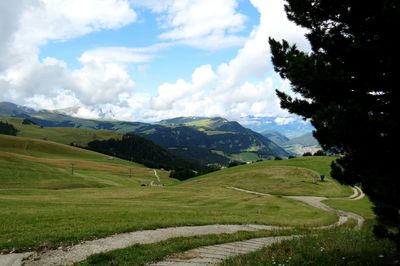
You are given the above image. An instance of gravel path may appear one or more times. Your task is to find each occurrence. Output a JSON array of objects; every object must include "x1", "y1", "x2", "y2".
[
  {"x1": 0, "y1": 252, "x2": 33, "y2": 266},
  {"x1": 228, "y1": 186, "x2": 364, "y2": 230},
  {"x1": 154, "y1": 169, "x2": 161, "y2": 183},
  {"x1": 149, "y1": 236, "x2": 296, "y2": 266},
  {"x1": 286, "y1": 195, "x2": 364, "y2": 229},
  {"x1": 19, "y1": 225, "x2": 281, "y2": 266},
  {"x1": 0, "y1": 186, "x2": 365, "y2": 266},
  {"x1": 147, "y1": 187, "x2": 364, "y2": 266},
  {"x1": 349, "y1": 186, "x2": 365, "y2": 200},
  {"x1": 226, "y1": 186, "x2": 272, "y2": 196}
]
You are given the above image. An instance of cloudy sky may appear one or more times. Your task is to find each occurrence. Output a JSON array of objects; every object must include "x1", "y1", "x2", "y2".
[{"x1": 0, "y1": 0, "x2": 310, "y2": 124}]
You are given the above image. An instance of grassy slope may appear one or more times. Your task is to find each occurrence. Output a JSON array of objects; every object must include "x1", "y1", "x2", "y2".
[
  {"x1": 79, "y1": 229, "x2": 305, "y2": 266},
  {"x1": 222, "y1": 220, "x2": 397, "y2": 266},
  {"x1": 1, "y1": 117, "x2": 121, "y2": 146},
  {"x1": 325, "y1": 197, "x2": 376, "y2": 220},
  {"x1": 180, "y1": 157, "x2": 352, "y2": 197},
  {"x1": 0, "y1": 136, "x2": 341, "y2": 251}
]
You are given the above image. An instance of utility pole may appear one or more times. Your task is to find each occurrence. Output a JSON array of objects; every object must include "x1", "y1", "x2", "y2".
[
  {"x1": 71, "y1": 162, "x2": 74, "y2": 175},
  {"x1": 129, "y1": 168, "x2": 132, "y2": 178}
]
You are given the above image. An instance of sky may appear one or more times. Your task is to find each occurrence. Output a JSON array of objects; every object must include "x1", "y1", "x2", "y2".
[{"x1": 0, "y1": 0, "x2": 311, "y2": 126}]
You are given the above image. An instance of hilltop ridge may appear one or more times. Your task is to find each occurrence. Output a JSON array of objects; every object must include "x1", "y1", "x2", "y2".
[{"x1": 0, "y1": 102, "x2": 291, "y2": 166}]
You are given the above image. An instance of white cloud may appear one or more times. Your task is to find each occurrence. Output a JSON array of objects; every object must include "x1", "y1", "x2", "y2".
[
  {"x1": 79, "y1": 43, "x2": 169, "y2": 64},
  {"x1": 80, "y1": 48, "x2": 153, "y2": 65},
  {"x1": 138, "y1": 0, "x2": 307, "y2": 122},
  {"x1": 158, "y1": 0, "x2": 245, "y2": 39},
  {"x1": 0, "y1": 0, "x2": 310, "y2": 125},
  {"x1": 274, "y1": 116, "x2": 296, "y2": 125},
  {"x1": 134, "y1": 0, "x2": 247, "y2": 49},
  {"x1": 15, "y1": 0, "x2": 136, "y2": 47},
  {"x1": 151, "y1": 64, "x2": 215, "y2": 111},
  {"x1": 72, "y1": 61, "x2": 135, "y2": 105},
  {"x1": 131, "y1": 0, "x2": 172, "y2": 13},
  {"x1": 1, "y1": 0, "x2": 136, "y2": 73},
  {"x1": 0, "y1": 0, "x2": 138, "y2": 107},
  {"x1": 25, "y1": 89, "x2": 80, "y2": 110}
]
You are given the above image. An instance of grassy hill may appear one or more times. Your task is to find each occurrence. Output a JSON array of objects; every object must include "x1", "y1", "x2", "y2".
[
  {"x1": 0, "y1": 117, "x2": 122, "y2": 146},
  {"x1": 0, "y1": 137, "x2": 346, "y2": 251},
  {"x1": 0, "y1": 134, "x2": 166, "y2": 190},
  {"x1": 1, "y1": 117, "x2": 203, "y2": 174},
  {"x1": 181, "y1": 156, "x2": 352, "y2": 197}
]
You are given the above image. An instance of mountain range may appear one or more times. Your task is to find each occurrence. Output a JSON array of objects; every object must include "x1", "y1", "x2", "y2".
[
  {"x1": 0, "y1": 102, "x2": 291, "y2": 166},
  {"x1": 261, "y1": 129, "x2": 320, "y2": 156},
  {"x1": 241, "y1": 115, "x2": 315, "y2": 138}
]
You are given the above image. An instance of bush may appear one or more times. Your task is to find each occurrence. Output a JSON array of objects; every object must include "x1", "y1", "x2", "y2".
[
  {"x1": 22, "y1": 118, "x2": 36, "y2": 125},
  {"x1": 302, "y1": 152, "x2": 312, "y2": 157},
  {"x1": 228, "y1": 161, "x2": 246, "y2": 168},
  {"x1": 0, "y1": 121, "x2": 18, "y2": 136},
  {"x1": 314, "y1": 150, "x2": 325, "y2": 156},
  {"x1": 169, "y1": 169, "x2": 197, "y2": 181}
]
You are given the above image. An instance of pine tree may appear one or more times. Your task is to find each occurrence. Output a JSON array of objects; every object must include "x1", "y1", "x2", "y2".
[{"x1": 269, "y1": 0, "x2": 399, "y2": 246}]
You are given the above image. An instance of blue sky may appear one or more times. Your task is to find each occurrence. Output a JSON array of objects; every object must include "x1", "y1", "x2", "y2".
[
  {"x1": 0, "y1": 0, "x2": 310, "y2": 126},
  {"x1": 38, "y1": 1, "x2": 260, "y2": 93}
]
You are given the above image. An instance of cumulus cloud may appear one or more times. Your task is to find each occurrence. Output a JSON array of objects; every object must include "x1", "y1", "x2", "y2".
[
  {"x1": 25, "y1": 89, "x2": 80, "y2": 111},
  {"x1": 0, "y1": 0, "x2": 310, "y2": 125},
  {"x1": 136, "y1": 0, "x2": 309, "y2": 122},
  {"x1": 15, "y1": 0, "x2": 136, "y2": 47},
  {"x1": 274, "y1": 116, "x2": 296, "y2": 125},
  {"x1": 79, "y1": 43, "x2": 169, "y2": 64},
  {"x1": 72, "y1": 61, "x2": 135, "y2": 104},
  {"x1": 133, "y1": 0, "x2": 247, "y2": 49},
  {"x1": 151, "y1": 64, "x2": 215, "y2": 110},
  {"x1": 0, "y1": 0, "x2": 138, "y2": 106}
]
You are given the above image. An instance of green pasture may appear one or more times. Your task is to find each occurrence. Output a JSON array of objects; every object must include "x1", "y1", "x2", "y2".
[
  {"x1": 1, "y1": 135, "x2": 350, "y2": 251},
  {"x1": 1, "y1": 117, "x2": 121, "y2": 146},
  {"x1": 180, "y1": 157, "x2": 352, "y2": 197}
]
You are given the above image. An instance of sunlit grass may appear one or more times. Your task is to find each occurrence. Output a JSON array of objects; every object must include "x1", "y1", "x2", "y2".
[
  {"x1": 221, "y1": 221, "x2": 397, "y2": 266},
  {"x1": 0, "y1": 135, "x2": 341, "y2": 251}
]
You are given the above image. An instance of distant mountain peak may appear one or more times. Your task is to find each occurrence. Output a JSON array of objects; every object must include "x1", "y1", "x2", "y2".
[
  {"x1": 158, "y1": 116, "x2": 247, "y2": 134},
  {"x1": 0, "y1": 101, "x2": 36, "y2": 116},
  {"x1": 159, "y1": 116, "x2": 226, "y2": 125}
]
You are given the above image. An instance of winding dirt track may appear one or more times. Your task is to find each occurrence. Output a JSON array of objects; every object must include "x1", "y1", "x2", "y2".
[
  {"x1": 0, "y1": 186, "x2": 365, "y2": 266},
  {"x1": 149, "y1": 187, "x2": 365, "y2": 266},
  {"x1": 228, "y1": 185, "x2": 364, "y2": 229}
]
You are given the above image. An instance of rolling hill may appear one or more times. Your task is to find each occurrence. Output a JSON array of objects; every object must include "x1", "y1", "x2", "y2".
[
  {"x1": 0, "y1": 117, "x2": 204, "y2": 174},
  {"x1": 0, "y1": 138, "x2": 346, "y2": 250},
  {"x1": 0, "y1": 134, "x2": 169, "y2": 190},
  {"x1": 0, "y1": 116, "x2": 122, "y2": 146},
  {"x1": 181, "y1": 156, "x2": 351, "y2": 197}
]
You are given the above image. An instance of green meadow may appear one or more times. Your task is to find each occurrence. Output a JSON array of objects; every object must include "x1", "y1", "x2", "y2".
[
  {"x1": 0, "y1": 117, "x2": 122, "y2": 146},
  {"x1": 0, "y1": 134, "x2": 346, "y2": 251},
  {"x1": 180, "y1": 156, "x2": 352, "y2": 197}
]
